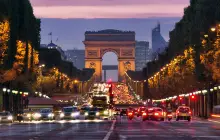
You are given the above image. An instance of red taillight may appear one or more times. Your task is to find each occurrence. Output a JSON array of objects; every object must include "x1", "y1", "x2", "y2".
[
  {"x1": 128, "y1": 112, "x2": 133, "y2": 115},
  {"x1": 143, "y1": 113, "x2": 147, "y2": 116},
  {"x1": 189, "y1": 111, "x2": 192, "y2": 114},
  {"x1": 154, "y1": 113, "x2": 159, "y2": 116},
  {"x1": 177, "y1": 111, "x2": 179, "y2": 114}
]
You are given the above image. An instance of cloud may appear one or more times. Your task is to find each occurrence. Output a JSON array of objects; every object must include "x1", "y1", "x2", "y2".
[
  {"x1": 30, "y1": 0, "x2": 189, "y2": 6},
  {"x1": 32, "y1": 4, "x2": 187, "y2": 18}
]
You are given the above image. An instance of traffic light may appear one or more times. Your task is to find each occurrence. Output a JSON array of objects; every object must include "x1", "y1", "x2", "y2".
[
  {"x1": 109, "y1": 83, "x2": 114, "y2": 105},
  {"x1": 109, "y1": 84, "x2": 112, "y2": 95}
]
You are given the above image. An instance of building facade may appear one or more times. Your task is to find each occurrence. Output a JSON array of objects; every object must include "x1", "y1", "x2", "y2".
[
  {"x1": 152, "y1": 23, "x2": 168, "y2": 55},
  {"x1": 135, "y1": 41, "x2": 151, "y2": 71},
  {"x1": 65, "y1": 49, "x2": 85, "y2": 70},
  {"x1": 40, "y1": 41, "x2": 67, "y2": 60}
]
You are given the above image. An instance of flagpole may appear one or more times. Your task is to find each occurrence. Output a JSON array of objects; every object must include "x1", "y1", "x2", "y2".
[{"x1": 51, "y1": 33, "x2": 53, "y2": 43}]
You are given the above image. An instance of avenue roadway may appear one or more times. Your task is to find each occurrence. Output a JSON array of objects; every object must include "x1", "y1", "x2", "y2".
[{"x1": 0, "y1": 117, "x2": 220, "y2": 140}]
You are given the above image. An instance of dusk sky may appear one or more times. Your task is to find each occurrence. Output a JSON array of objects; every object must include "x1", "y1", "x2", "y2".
[
  {"x1": 30, "y1": 0, "x2": 189, "y2": 18},
  {"x1": 29, "y1": 0, "x2": 190, "y2": 81}
]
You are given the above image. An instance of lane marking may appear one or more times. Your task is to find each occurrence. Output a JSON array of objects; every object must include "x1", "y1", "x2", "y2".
[
  {"x1": 119, "y1": 129, "x2": 161, "y2": 132},
  {"x1": 119, "y1": 135, "x2": 127, "y2": 140},
  {"x1": 118, "y1": 135, "x2": 184, "y2": 138},
  {"x1": 192, "y1": 136, "x2": 220, "y2": 138},
  {"x1": 103, "y1": 120, "x2": 116, "y2": 140},
  {"x1": 208, "y1": 119, "x2": 220, "y2": 124}
]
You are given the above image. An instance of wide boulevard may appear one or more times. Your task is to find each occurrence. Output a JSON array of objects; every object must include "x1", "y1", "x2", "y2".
[{"x1": 0, "y1": 117, "x2": 220, "y2": 140}]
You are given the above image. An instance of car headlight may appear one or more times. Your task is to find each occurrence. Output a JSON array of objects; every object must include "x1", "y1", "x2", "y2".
[
  {"x1": 85, "y1": 112, "x2": 88, "y2": 116},
  {"x1": 71, "y1": 112, "x2": 80, "y2": 117},
  {"x1": 8, "y1": 116, "x2": 13, "y2": 120},
  {"x1": 96, "y1": 112, "x2": 100, "y2": 116},
  {"x1": 60, "y1": 113, "x2": 64, "y2": 118},
  {"x1": 104, "y1": 111, "x2": 108, "y2": 115},
  {"x1": 48, "y1": 113, "x2": 54, "y2": 117},
  {"x1": 27, "y1": 114, "x2": 31, "y2": 118},
  {"x1": 34, "y1": 113, "x2": 41, "y2": 118}
]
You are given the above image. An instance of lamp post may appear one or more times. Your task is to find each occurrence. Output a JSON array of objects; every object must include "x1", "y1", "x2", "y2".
[
  {"x1": 2, "y1": 88, "x2": 7, "y2": 111},
  {"x1": 39, "y1": 64, "x2": 45, "y2": 93}
]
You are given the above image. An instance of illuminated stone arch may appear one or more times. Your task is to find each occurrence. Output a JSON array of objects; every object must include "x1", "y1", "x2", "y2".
[{"x1": 84, "y1": 29, "x2": 136, "y2": 82}]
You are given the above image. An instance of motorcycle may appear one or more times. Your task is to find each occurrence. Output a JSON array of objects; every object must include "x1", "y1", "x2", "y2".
[
  {"x1": 167, "y1": 112, "x2": 172, "y2": 121},
  {"x1": 17, "y1": 112, "x2": 23, "y2": 122},
  {"x1": 127, "y1": 112, "x2": 134, "y2": 120}
]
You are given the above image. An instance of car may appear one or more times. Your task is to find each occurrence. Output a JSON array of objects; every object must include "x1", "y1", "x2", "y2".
[
  {"x1": 60, "y1": 106, "x2": 80, "y2": 120},
  {"x1": 133, "y1": 108, "x2": 139, "y2": 116},
  {"x1": 33, "y1": 108, "x2": 54, "y2": 120},
  {"x1": 96, "y1": 107, "x2": 109, "y2": 120},
  {"x1": 0, "y1": 111, "x2": 13, "y2": 123},
  {"x1": 137, "y1": 107, "x2": 147, "y2": 117},
  {"x1": 80, "y1": 106, "x2": 90, "y2": 115},
  {"x1": 176, "y1": 106, "x2": 192, "y2": 121},
  {"x1": 146, "y1": 107, "x2": 165, "y2": 121},
  {"x1": 84, "y1": 107, "x2": 100, "y2": 120},
  {"x1": 120, "y1": 109, "x2": 128, "y2": 116},
  {"x1": 17, "y1": 109, "x2": 33, "y2": 122},
  {"x1": 114, "y1": 108, "x2": 121, "y2": 116}
]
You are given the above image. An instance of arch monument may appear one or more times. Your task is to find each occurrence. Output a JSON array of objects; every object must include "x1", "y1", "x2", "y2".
[{"x1": 84, "y1": 29, "x2": 135, "y2": 82}]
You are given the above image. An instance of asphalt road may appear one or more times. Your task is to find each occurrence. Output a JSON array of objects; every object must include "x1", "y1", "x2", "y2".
[{"x1": 0, "y1": 117, "x2": 220, "y2": 140}]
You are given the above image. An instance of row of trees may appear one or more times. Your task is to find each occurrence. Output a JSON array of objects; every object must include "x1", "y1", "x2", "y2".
[
  {"x1": 146, "y1": 0, "x2": 220, "y2": 99},
  {"x1": 0, "y1": 0, "x2": 41, "y2": 92}
]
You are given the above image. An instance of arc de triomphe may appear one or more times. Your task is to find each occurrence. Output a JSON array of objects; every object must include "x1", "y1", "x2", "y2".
[{"x1": 84, "y1": 29, "x2": 135, "y2": 82}]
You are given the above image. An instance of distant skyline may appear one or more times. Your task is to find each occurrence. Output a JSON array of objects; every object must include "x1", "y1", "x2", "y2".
[
  {"x1": 40, "y1": 18, "x2": 180, "y2": 50},
  {"x1": 30, "y1": 0, "x2": 189, "y2": 19},
  {"x1": 29, "y1": 0, "x2": 189, "y2": 81}
]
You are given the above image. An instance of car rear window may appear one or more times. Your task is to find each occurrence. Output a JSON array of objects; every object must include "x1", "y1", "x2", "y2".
[
  {"x1": 154, "y1": 109, "x2": 162, "y2": 112},
  {"x1": 140, "y1": 108, "x2": 146, "y2": 111},
  {"x1": 179, "y1": 107, "x2": 189, "y2": 113},
  {"x1": 148, "y1": 108, "x2": 162, "y2": 113}
]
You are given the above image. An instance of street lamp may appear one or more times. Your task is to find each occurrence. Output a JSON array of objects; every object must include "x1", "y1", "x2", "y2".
[
  {"x1": 211, "y1": 27, "x2": 216, "y2": 32},
  {"x1": 2, "y1": 88, "x2": 7, "y2": 92},
  {"x1": 74, "y1": 80, "x2": 78, "y2": 84}
]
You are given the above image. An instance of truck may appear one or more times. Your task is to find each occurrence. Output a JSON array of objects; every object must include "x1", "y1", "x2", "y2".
[{"x1": 91, "y1": 95, "x2": 110, "y2": 119}]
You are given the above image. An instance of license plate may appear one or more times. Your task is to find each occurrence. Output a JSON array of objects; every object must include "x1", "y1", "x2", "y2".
[
  {"x1": 181, "y1": 113, "x2": 186, "y2": 116},
  {"x1": 148, "y1": 113, "x2": 152, "y2": 115}
]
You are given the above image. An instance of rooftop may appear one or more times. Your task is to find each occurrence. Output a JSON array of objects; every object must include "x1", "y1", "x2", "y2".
[{"x1": 85, "y1": 29, "x2": 135, "y2": 34}]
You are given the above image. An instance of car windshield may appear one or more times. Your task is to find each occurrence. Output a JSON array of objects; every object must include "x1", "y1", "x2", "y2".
[
  {"x1": 63, "y1": 107, "x2": 78, "y2": 112},
  {"x1": 40, "y1": 109, "x2": 52, "y2": 113},
  {"x1": 89, "y1": 108, "x2": 98, "y2": 111},
  {"x1": 97, "y1": 108, "x2": 104, "y2": 111},
  {"x1": 81, "y1": 107, "x2": 90, "y2": 111},
  {"x1": 0, "y1": 112, "x2": 10, "y2": 116}
]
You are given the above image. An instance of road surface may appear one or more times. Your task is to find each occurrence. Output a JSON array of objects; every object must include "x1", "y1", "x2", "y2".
[{"x1": 0, "y1": 117, "x2": 220, "y2": 140}]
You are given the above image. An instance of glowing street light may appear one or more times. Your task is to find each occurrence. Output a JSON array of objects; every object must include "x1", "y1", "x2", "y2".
[
  {"x1": 74, "y1": 80, "x2": 78, "y2": 83},
  {"x1": 2, "y1": 88, "x2": 7, "y2": 92},
  {"x1": 211, "y1": 27, "x2": 216, "y2": 32}
]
